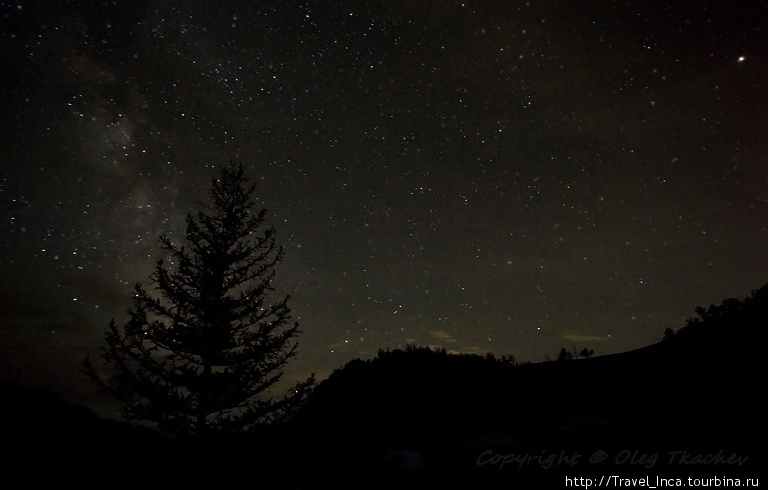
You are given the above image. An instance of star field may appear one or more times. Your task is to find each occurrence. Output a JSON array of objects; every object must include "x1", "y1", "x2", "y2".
[{"x1": 1, "y1": 1, "x2": 767, "y2": 416}]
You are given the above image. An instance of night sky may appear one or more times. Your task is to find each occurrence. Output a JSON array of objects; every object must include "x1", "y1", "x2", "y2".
[{"x1": 2, "y1": 1, "x2": 767, "y2": 418}]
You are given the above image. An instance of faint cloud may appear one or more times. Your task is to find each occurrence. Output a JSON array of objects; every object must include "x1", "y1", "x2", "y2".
[
  {"x1": 562, "y1": 334, "x2": 611, "y2": 343},
  {"x1": 429, "y1": 329, "x2": 457, "y2": 343},
  {"x1": 445, "y1": 345, "x2": 488, "y2": 355}
]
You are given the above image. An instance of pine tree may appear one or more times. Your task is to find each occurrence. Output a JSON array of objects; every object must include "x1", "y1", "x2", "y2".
[{"x1": 84, "y1": 162, "x2": 315, "y2": 438}]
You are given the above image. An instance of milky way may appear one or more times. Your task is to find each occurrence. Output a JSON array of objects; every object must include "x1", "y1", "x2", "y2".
[{"x1": 1, "y1": 1, "x2": 767, "y2": 417}]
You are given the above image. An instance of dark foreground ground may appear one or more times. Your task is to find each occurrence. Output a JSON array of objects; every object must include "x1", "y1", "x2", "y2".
[{"x1": 3, "y1": 286, "x2": 765, "y2": 487}]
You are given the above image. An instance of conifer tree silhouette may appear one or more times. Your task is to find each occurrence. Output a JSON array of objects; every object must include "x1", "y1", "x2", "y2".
[{"x1": 84, "y1": 162, "x2": 314, "y2": 438}]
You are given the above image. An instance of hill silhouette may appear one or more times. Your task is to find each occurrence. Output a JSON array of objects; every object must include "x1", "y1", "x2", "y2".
[
  {"x1": 1, "y1": 284, "x2": 764, "y2": 487},
  {"x1": 282, "y1": 283, "x2": 765, "y2": 486},
  {"x1": 0, "y1": 377, "x2": 185, "y2": 483}
]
